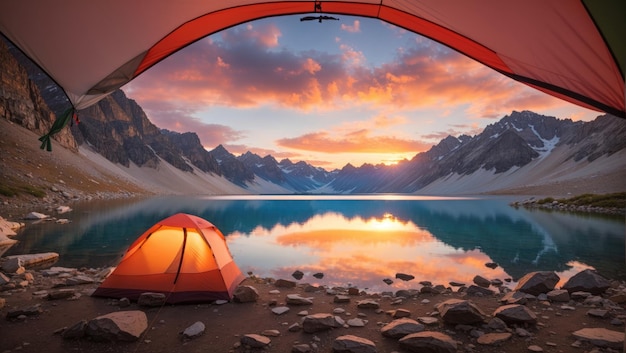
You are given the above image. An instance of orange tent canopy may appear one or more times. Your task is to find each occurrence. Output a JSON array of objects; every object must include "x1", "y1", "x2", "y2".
[
  {"x1": 92, "y1": 213, "x2": 245, "y2": 304},
  {"x1": 0, "y1": 1, "x2": 624, "y2": 118}
]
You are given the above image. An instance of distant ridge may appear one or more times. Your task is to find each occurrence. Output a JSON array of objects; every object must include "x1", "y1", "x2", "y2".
[{"x1": 2, "y1": 38, "x2": 625, "y2": 196}]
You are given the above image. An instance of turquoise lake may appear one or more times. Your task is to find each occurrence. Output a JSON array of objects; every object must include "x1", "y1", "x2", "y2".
[{"x1": 6, "y1": 195, "x2": 625, "y2": 293}]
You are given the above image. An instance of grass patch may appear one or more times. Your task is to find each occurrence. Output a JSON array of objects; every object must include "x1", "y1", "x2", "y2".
[
  {"x1": 536, "y1": 192, "x2": 626, "y2": 208},
  {"x1": 0, "y1": 180, "x2": 47, "y2": 198}
]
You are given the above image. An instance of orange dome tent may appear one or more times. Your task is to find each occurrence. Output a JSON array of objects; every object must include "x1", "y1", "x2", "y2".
[{"x1": 92, "y1": 213, "x2": 245, "y2": 304}]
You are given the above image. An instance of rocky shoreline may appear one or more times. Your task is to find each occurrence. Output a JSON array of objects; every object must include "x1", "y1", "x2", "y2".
[
  {"x1": 510, "y1": 198, "x2": 626, "y2": 217},
  {"x1": 0, "y1": 251, "x2": 625, "y2": 353}
]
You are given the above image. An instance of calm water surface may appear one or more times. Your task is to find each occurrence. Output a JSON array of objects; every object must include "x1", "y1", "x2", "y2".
[{"x1": 6, "y1": 195, "x2": 625, "y2": 293}]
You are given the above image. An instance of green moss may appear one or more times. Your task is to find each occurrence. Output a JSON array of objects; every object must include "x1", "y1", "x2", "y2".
[
  {"x1": 0, "y1": 180, "x2": 46, "y2": 198},
  {"x1": 536, "y1": 192, "x2": 626, "y2": 208}
]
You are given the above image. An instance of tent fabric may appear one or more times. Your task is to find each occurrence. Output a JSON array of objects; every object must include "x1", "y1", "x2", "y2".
[
  {"x1": 92, "y1": 213, "x2": 245, "y2": 304},
  {"x1": 0, "y1": 1, "x2": 624, "y2": 118}
]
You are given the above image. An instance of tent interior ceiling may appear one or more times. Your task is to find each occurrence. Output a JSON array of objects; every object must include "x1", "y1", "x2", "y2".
[{"x1": 0, "y1": 0, "x2": 624, "y2": 118}]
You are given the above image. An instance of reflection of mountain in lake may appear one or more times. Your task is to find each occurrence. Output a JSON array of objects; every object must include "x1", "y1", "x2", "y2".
[{"x1": 6, "y1": 196, "x2": 624, "y2": 280}]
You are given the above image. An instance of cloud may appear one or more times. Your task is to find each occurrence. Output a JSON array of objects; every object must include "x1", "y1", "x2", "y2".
[
  {"x1": 276, "y1": 129, "x2": 431, "y2": 154},
  {"x1": 340, "y1": 20, "x2": 361, "y2": 33},
  {"x1": 123, "y1": 17, "x2": 578, "y2": 149}
]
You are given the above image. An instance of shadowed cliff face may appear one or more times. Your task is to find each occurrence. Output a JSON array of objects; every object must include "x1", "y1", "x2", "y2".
[{"x1": 0, "y1": 39, "x2": 76, "y2": 151}]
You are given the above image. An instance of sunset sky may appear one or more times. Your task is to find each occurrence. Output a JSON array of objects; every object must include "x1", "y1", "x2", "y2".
[{"x1": 122, "y1": 14, "x2": 600, "y2": 170}]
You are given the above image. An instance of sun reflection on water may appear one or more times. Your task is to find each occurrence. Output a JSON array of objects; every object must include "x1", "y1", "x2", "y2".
[{"x1": 227, "y1": 211, "x2": 512, "y2": 293}]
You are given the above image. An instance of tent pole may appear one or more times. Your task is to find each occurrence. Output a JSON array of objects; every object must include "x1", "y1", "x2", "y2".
[{"x1": 173, "y1": 228, "x2": 187, "y2": 284}]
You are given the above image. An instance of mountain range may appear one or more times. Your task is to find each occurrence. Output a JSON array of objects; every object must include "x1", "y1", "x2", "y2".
[{"x1": 2, "y1": 38, "x2": 625, "y2": 196}]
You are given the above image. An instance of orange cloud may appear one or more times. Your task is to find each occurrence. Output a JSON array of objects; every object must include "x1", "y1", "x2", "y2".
[{"x1": 276, "y1": 129, "x2": 431, "y2": 154}]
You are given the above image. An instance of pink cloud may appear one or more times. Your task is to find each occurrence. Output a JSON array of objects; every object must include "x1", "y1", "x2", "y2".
[{"x1": 340, "y1": 20, "x2": 361, "y2": 33}]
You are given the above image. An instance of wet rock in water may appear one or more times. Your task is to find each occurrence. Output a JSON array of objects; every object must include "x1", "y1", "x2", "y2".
[
  {"x1": 449, "y1": 281, "x2": 465, "y2": 287},
  {"x1": 562, "y1": 269, "x2": 610, "y2": 295},
  {"x1": 137, "y1": 292, "x2": 166, "y2": 307},
  {"x1": 241, "y1": 333, "x2": 271, "y2": 348},
  {"x1": 395, "y1": 273, "x2": 415, "y2": 281},
  {"x1": 435, "y1": 299, "x2": 486, "y2": 325},
  {"x1": 477, "y1": 332, "x2": 512, "y2": 345},
  {"x1": 23, "y1": 211, "x2": 49, "y2": 220},
  {"x1": 233, "y1": 285, "x2": 259, "y2": 303},
  {"x1": 381, "y1": 318, "x2": 425, "y2": 338},
  {"x1": 85, "y1": 310, "x2": 148, "y2": 342},
  {"x1": 312, "y1": 272, "x2": 324, "y2": 279},
  {"x1": 572, "y1": 328, "x2": 624, "y2": 349},
  {"x1": 356, "y1": 299, "x2": 380, "y2": 310},
  {"x1": 485, "y1": 262, "x2": 498, "y2": 269},
  {"x1": 302, "y1": 313, "x2": 339, "y2": 333},
  {"x1": 493, "y1": 304, "x2": 537, "y2": 325},
  {"x1": 275, "y1": 279, "x2": 297, "y2": 288},
  {"x1": 514, "y1": 271, "x2": 559, "y2": 296},
  {"x1": 292, "y1": 270, "x2": 304, "y2": 280},
  {"x1": 286, "y1": 294, "x2": 313, "y2": 305},
  {"x1": 472, "y1": 275, "x2": 491, "y2": 288},
  {"x1": 399, "y1": 331, "x2": 457, "y2": 353},
  {"x1": 332, "y1": 335, "x2": 377, "y2": 353},
  {"x1": 382, "y1": 278, "x2": 393, "y2": 285},
  {"x1": 182, "y1": 321, "x2": 205, "y2": 340}
]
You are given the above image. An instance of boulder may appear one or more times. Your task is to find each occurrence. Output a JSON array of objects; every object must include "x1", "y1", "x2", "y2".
[
  {"x1": 332, "y1": 335, "x2": 377, "y2": 353},
  {"x1": 435, "y1": 299, "x2": 486, "y2": 325},
  {"x1": 546, "y1": 289, "x2": 570, "y2": 302},
  {"x1": 572, "y1": 328, "x2": 624, "y2": 349},
  {"x1": 399, "y1": 331, "x2": 457, "y2": 353},
  {"x1": 562, "y1": 269, "x2": 610, "y2": 295},
  {"x1": 302, "y1": 313, "x2": 339, "y2": 333},
  {"x1": 466, "y1": 285, "x2": 495, "y2": 297},
  {"x1": 514, "y1": 271, "x2": 559, "y2": 295},
  {"x1": 233, "y1": 285, "x2": 259, "y2": 303},
  {"x1": 493, "y1": 304, "x2": 537, "y2": 325},
  {"x1": 472, "y1": 275, "x2": 491, "y2": 288},
  {"x1": 85, "y1": 310, "x2": 148, "y2": 342},
  {"x1": 381, "y1": 318, "x2": 425, "y2": 338}
]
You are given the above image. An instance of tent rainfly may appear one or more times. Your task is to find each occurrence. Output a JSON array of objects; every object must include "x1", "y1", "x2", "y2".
[
  {"x1": 92, "y1": 213, "x2": 245, "y2": 304},
  {"x1": 0, "y1": 1, "x2": 623, "y2": 119}
]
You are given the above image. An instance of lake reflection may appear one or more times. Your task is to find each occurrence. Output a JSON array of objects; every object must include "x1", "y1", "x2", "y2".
[{"x1": 6, "y1": 195, "x2": 624, "y2": 293}]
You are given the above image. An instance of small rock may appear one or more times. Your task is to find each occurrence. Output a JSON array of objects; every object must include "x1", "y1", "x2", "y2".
[
  {"x1": 332, "y1": 335, "x2": 377, "y2": 353},
  {"x1": 182, "y1": 321, "x2": 205, "y2": 340},
  {"x1": 240, "y1": 334, "x2": 271, "y2": 348}
]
